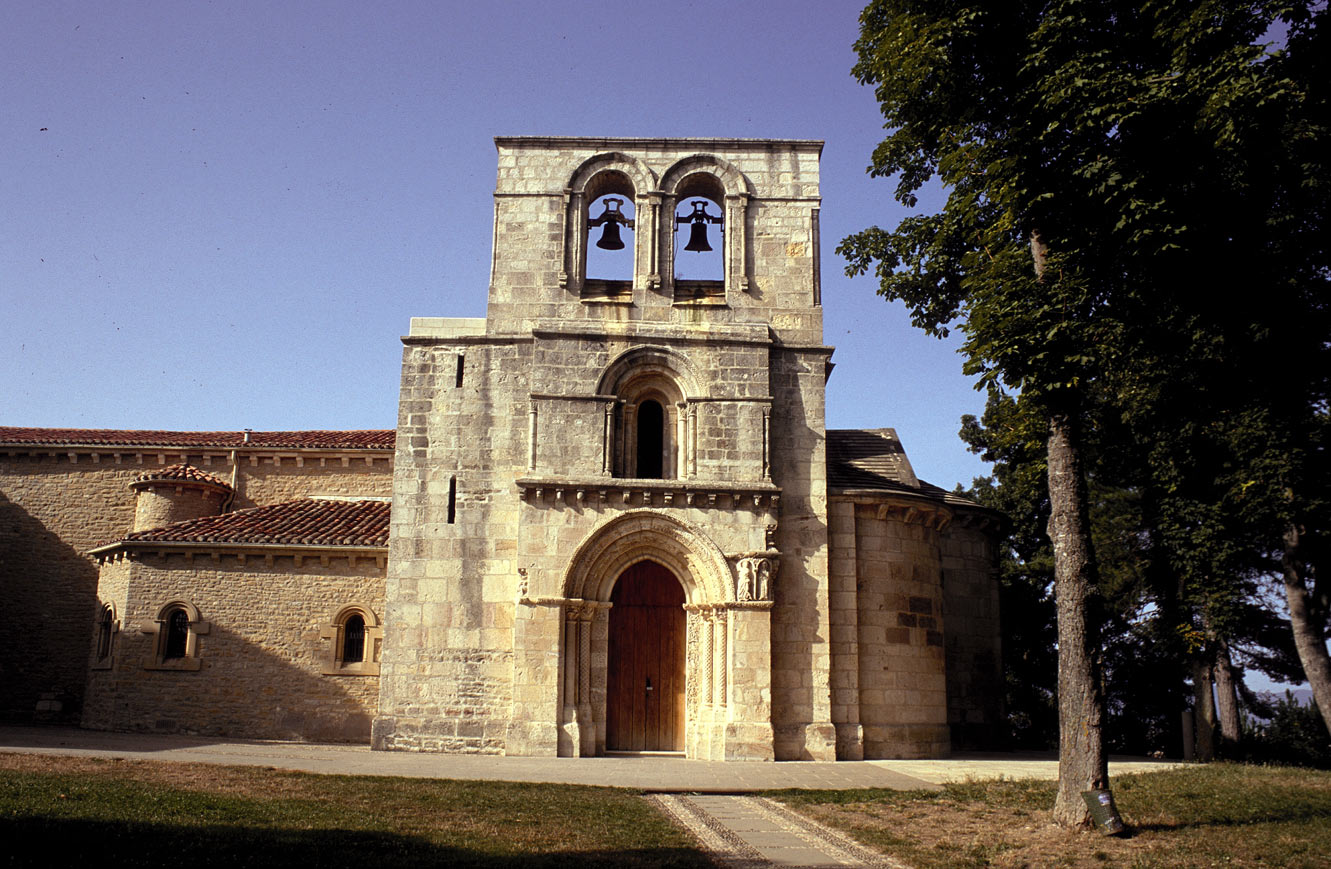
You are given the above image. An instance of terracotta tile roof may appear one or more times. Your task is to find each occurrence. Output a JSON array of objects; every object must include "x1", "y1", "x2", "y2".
[
  {"x1": 133, "y1": 463, "x2": 232, "y2": 489},
  {"x1": 123, "y1": 499, "x2": 390, "y2": 547},
  {"x1": 0, "y1": 428, "x2": 395, "y2": 450}
]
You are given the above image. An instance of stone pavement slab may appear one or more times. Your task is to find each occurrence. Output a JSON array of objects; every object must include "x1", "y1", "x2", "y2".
[
  {"x1": 0, "y1": 727, "x2": 1183, "y2": 791},
  {"x1": 653, "y1": 794, "x2": 906, "y2": 868},
  {"x1": 1, "y1": 727, "x2": 1189, "y2": 869},
  {"x1": 0, "y1": 726, "x2": 938, "y2": 792}
]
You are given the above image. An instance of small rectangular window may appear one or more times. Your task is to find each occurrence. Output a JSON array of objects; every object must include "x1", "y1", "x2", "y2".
[
  {"x1": 455, "y1": 354, "x2": 465, "y2": 388},
  {"x1": 447, "y1": 476, "x2": 457, "y2": 524}
]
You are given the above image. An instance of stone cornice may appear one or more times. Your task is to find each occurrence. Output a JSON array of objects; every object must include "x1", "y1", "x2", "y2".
[
  {"x1": 401, "y1": 333, "x2": 533, "y2": 346},
  {"x1": 530, "y1": 319, "x2": 771, "y2": 346},
  {"x1": 517, "y1": 477, "x2": 780, "y2": 510},
  {"x1": 495, "y1": 136, "x2": 824, "y2": 154},
  {"x1": 89, "y1": 540, "x2": 387, "y2": 568},
  {"x1": 1, "y1": 447, "x2": 390, "y2": 466},
  {"x1": 830, "y1": 490, "x2": 955, "y2": 531}
]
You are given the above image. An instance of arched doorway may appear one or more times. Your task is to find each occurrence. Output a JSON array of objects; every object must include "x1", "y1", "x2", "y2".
[{"x1": 607, "y1": 560, "x2": 686, "y2": 752}]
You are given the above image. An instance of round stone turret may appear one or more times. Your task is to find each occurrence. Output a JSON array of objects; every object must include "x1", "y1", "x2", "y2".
[{"x1": 129, "y1": 464, "x2": 233, "y2": 532}]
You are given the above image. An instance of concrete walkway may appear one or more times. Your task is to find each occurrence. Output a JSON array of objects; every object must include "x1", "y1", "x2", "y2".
[{"x1": 0, "y1": 727, "x2": 1184, "y2": 868}]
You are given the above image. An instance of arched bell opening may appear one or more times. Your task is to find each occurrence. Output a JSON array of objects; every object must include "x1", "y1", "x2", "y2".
[
  {"x1": 671, "y1": 173, "x2": 725, "y2": 301},
  {"x1": 584, "y1": 171, "x2": 637, "y2": 297},
  {"x1": 606, "y1": 560, "x2": 687, "y2": 753}
]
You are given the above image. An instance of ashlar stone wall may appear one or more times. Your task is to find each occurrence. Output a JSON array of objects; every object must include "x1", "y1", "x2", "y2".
[
  {"x1": 0, "y1": 444, "x2": 392, "y2": 724},
  {"x1": 941, "y1": 513, "x2": 1005, "y2": 749},
  {"x1": 376, "y1": 138, "x2": 834, "y2": 760},
  {"x1": 83, "y1": 549, "x2": 385, "y2": 742},
  {"x1": 376, "y1": 333, "x2": 530, "y2": 753},
  {"x1": 826, "y1": 495, "x2": 952, "y2": 759}
]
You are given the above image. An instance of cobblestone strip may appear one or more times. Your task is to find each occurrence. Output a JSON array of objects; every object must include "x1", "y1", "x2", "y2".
[
  {"x1": 649, "y1": 794, "x2": 769, "y2": 869},
  {"x1": 749, "y1": 796, "x2": 911, "y2": 868}
]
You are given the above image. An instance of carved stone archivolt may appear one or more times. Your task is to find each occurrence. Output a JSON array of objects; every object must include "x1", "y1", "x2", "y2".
[{"x1": 561, "y1": 509, "x2": 732, "y2": 604}]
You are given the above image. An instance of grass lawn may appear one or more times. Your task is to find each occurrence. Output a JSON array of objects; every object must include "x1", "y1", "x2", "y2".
[
  {"x1": 0, "y1": 753, "x2": 710, "y2": 867},
  {"x1": 775, "y1": 763, "x2": 1331, "y2": 868}
]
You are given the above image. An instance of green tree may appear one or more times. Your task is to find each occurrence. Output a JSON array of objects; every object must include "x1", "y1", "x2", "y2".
[{"x1": 843, "y1": 0, "x2": 1328, "y2": 824}]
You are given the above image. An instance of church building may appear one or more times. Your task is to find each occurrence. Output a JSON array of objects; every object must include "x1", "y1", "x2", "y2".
[{"x1": 0, "y1": 137, "x2": 1002, "y2": 760}]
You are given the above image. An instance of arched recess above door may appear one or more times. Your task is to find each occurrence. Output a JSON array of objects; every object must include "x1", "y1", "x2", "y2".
[{"x1": 562, "y1": 510, "x2": 732, "y2": 605}]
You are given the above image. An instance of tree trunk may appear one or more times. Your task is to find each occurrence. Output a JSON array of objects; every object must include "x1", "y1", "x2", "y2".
[
  {"x1": 1191, "y1": 656, "x2": 1217, "y2": 762},
  {"x1": 1046, "y1": 407, "x2": 1110, "y2": 828},
  {"x1": 1282, "y1": 525, "x2": 1331, "y2": 739},
  {"x1": 1212, "y1": 637, "x2": 1243, "y2": 755}
]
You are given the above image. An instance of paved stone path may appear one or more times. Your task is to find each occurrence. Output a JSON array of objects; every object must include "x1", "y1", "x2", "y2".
[
  {"x1": 654, "y1": 793, "x2": 907, "y2": 868},
  {"x1": 1, "y1": 727, "x2": 1184, "y2": 868}
]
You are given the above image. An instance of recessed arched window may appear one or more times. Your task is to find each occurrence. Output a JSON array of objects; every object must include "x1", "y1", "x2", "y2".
[
  {"x1": 636, "y1": 399, "x2": 665, "y2": 479},
  {"x1": 163, "y1": 608, "x2": 190, "y2": 659},
  {"x1": 323, "y1": 605, "x2": 382, "y2": 676},
  {"x1": 93, "y1": 603, "x2": 117, "y2": 669},
  {"x1": 146, "y1": 601, "x2": 206, "y2": 671},
  {"x1": 599, "y1": 347, "x2": 699, "y2": 482},
  {"x1": 342, "y1": 614, "x2": 366, "y2": 664}
]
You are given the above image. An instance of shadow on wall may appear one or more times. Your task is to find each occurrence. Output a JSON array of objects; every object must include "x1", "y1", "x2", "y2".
[
  {"x1": 0, "y1": 491, "x2": 98, "y2": 725},
  {"x1": 767, "y1": 353, "x2": 833, "y2": 760},
  {"x1": 85, "y1": 607, "x2": 379, "y2": 744}
]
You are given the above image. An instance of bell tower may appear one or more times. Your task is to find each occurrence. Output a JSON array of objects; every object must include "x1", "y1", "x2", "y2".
[{"x1": 376, "y1": 138, "x2": 839, "y2": 762}]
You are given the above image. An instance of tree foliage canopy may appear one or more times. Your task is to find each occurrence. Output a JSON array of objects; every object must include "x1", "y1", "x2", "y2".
[
  {"x1": 844, "y1": 0, "x2": 1330, "y2": 819},
  {"x1": 842, "y1": 0, "x2": 1328, "y2": 402}
]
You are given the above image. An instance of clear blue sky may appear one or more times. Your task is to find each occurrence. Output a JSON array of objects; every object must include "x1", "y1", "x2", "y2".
[
  {"x1": 5, "y1": 0, "x2": 985, "y2": 492},
  {"x1": 4, "y1": 1, "x2": 1315, "y2": 696}
]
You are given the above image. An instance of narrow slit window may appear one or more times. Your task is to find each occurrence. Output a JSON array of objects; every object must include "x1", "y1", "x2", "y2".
[
  {"x1": 447, "y1": 476, "x2": 457, "y2": 524},
  {"x1": 455, "y1": 354, "x2": 465, "y2": 388}
]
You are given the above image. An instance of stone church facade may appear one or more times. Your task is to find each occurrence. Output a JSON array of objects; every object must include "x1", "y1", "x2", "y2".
[{"x1": 0, "y1": 137, "x2": 1001, "y2": 760}]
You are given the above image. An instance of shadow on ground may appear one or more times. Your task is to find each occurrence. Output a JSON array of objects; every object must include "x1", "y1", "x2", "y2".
[{"x1": 1, "y1": 817, "x2": 711, "y2": 868}]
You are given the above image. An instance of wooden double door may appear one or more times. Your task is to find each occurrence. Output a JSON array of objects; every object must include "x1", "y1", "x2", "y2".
[{"x1": 606, "y1": 560, "x2": 686, "y2": 752}]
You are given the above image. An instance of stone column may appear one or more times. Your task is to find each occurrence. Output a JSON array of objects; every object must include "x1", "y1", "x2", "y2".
[
  {"x1": 717, "y1": 607, "x2": 729, "y2": 708},
  {"x1": 601, "y1": 401, "x2": 614, "y2": 477},
  {"x1": 687, "y1": 405, "x2": 698, "y2": 477},
  {"x1": 576, "y1": 604, "x2": 596, "y2": 757},
  {"x1": 661, "y1": 193, "x2": 677, "y2": 297},
  {"x1": 643, "y1": 192, "x2": 662, "y2": 290},
  {"x1": 563, "y1": 188, "x2": 586, "y2": 291},
  {"x1": 676, "y1": 402, "x2": 688, "y2": 479},
  {"x1": 558, "y1": 602, "x2": 580, "y2": 756},
  {"x1": 761, "y1": 408, "x2": 771, "y2": 481},
  {"x1": 527, "y1": 405, "x2": 538, "y2": 472},
  {"x1": 725, "y1": 192, "x2": 751, "y2": 293}
]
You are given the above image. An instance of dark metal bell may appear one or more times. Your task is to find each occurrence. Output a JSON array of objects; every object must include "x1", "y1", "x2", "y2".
[
  {"x1": 677, "y1": 200, "x2": 721, "y2": 253},
  {"x1": 596, "y1": 220, "x2": 625, "y2": 250},
  {"x1": 684, "y1": 221, "x2": 712, "y2": 252}
]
